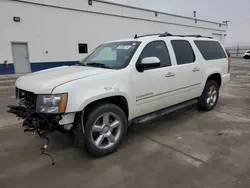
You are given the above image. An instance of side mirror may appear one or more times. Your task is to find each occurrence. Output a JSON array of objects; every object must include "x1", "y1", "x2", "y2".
[{"x1": 136, "y1": 57, "x2": 160, "y2": 72}]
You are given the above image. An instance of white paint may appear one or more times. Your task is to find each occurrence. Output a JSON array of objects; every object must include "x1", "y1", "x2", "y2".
[
  {"x1": 15, "y1": 66, "x2": 113, "y2": 93},
  {"x1": 15, "y1": 36, "x2": 230, "y2": 122},
  {"x1": 59, "y1": 113, "x2": 76, "y2": 125},
  {"x1": 0, "y1": 0, "x2": 226, "y2": 65}
]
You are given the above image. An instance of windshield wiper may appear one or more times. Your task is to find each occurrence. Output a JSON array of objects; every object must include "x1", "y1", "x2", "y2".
[{"x1": 86, "y1": 63, "x2": 111, "y2": 69}]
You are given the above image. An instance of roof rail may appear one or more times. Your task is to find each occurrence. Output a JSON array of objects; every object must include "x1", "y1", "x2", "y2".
[
  {"x1": 159, "y1": 34, "x2": 213, "y2": 39},
  {"x1": 184, "y1": 35, "x2": 213, "y2": 39},
  {"x1": 134, "y1": 32, "x2": 172, "y2": 39},
  {"x1": 134, "y1": 32, "x2": 213, "y2": 39}
]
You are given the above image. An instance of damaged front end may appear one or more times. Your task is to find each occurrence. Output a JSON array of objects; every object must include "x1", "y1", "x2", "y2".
[{"x1": 7, "y1": 88, "x2": 63, "y2": 140}]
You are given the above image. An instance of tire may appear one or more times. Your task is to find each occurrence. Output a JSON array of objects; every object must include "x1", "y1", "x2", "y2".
[
  {"x1": 198, "y1": 80, "x2": 219, "y2": 111},
  {"x1": 83, "y1": 103, "x2": 127, "y2": 157}
]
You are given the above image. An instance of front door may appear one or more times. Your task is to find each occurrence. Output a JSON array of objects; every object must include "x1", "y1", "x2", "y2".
[
  {"x1": 132, "y1": 40, "x2": 176, "y2": 117},
  {"x1": 12, "y1": 43, "x2": 31, "y2": 73}
]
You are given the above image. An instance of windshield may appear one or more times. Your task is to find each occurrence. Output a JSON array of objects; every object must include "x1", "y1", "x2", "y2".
[{"x1": 79, "y1": 41, "x2": 141, "y2": 69}]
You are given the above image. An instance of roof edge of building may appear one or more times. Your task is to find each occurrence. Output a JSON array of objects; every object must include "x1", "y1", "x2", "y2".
[{"x1": 94, "y1": 0, "x2": 227, "y2": 26}]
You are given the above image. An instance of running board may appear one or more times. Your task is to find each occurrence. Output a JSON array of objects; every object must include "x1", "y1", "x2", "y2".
[{"x1": 133, "y1": 99, "x2": 198, "y2": 124}]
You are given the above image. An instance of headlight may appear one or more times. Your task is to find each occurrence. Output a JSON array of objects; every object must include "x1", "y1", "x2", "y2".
[{"x1": 36, "y1": 93, "x2": 68, "y2": 113}]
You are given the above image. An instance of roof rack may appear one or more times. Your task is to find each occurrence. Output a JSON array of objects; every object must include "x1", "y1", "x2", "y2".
[
  {"x1": 134, "y1": 32, "x2": 213, "y2": 39},
  {"x1": 181, "y1": 35, "x2": 213, "y2": 39},
  {"x1": 159, "y1": 34, "x2": 213, "y2": 39},
  {"x1": 134, "y1": 32, "x2": 172, "y2": 39}
]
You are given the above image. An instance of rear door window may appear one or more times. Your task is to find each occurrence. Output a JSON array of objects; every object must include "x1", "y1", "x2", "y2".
[
  {"x1": 194, "y1": 40, "x2": 227, "y2": 60},
  {"x1": 171, "y1": 40, "x2": 195, "y2": 65}
]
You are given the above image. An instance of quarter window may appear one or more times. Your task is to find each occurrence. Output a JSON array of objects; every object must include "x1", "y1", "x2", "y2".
[
  {"x1": 171, "y1": 40, "x2": 195, "y2": 65},
  {"x1": 194, "y1": 40, "x2": 227, "y2": 60},
  {"x1": 139, "y1": 41, "x2": 171, "y2": 68}
]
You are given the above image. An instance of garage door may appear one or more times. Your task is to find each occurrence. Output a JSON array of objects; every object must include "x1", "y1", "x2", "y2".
[{"x1": 212, "y1": 33, "x2": 222, "y2": 42}]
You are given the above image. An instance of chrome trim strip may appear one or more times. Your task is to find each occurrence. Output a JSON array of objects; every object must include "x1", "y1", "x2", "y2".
[{"x1": 136, "y1": 83, "x2": 201, "y2": 102}]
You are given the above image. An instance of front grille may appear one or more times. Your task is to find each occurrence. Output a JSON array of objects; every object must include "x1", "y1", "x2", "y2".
[{"x1": 16, "y1": 88, "x2": 37, "y2": 107}]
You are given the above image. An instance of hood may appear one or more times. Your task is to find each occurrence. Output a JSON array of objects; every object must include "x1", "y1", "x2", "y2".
[{"x1": 16, "y1": 65, "x2": 112, "y2": 93}]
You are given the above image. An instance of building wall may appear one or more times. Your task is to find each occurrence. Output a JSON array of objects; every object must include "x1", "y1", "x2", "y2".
[{"x1": 0, "y1": 0, "x2": 227, "y2": 74}]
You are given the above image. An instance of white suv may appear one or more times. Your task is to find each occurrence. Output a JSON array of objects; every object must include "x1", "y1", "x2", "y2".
[{"x1": 8, "y1": 33, "x2": 230, "y2": 157}]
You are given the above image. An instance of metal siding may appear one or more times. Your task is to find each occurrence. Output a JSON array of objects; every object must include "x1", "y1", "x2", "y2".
[{"x1": 0, "y1": 0, "x2": 227, "y2": 74}]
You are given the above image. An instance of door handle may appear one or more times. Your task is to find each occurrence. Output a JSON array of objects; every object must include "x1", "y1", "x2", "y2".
[
  {"x1": 165, "y1": 72, "x2": 175, "y2": 77},
  {"x1": 192, "y1": 67, "x2": 200, "y2": 72}
]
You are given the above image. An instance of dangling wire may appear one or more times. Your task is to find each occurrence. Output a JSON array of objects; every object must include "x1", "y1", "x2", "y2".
[
  {"x1": 41, "y1": 133, "x2": 55, "y2": 166},
  {"x1": 22, "y1": 107, "x2": 56, "y2": 165},
  {"x1": 41, "y1": 144, "x2": 55, "y2": 166}
]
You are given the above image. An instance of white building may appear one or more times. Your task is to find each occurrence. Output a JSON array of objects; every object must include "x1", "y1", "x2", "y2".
[{"x1": 0, "y1": 0, "x2": 227, "y2": 74}]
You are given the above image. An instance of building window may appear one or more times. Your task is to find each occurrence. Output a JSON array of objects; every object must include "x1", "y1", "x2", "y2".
[{"x1": 78, "y1": 43, "x2": 88, "y2": 54}]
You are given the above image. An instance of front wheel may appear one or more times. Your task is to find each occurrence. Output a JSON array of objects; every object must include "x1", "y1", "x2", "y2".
[
  {"x1": 83, "y1": 103, "x2": 127, "y2": 157},
  {"x1": 198, "y1": 80, "x2": 219, "y2": 111}
]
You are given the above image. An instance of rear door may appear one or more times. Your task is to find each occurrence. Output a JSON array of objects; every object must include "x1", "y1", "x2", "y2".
[{"x1": 168, "y1": 39, "x2": 204, "y2": 103}]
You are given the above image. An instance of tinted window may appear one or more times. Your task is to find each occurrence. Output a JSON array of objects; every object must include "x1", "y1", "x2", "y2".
[
  {"x1": 194, "y1": 40, "x2": 227, "y2": 60},
  {"x1": 171, "y1": 40, "x2": 195, "y2": 65},
  {"x1": 139, "y1": 41, "x2": 171, "y2": 68}
]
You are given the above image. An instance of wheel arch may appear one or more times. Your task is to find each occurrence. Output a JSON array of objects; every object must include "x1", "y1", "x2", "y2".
[
  {"x1": 206, "y1": 73, "x2": 222, "y2": 87},
  {"x1": 78, "y1": 93, "x2": 131, "y2": 120}
]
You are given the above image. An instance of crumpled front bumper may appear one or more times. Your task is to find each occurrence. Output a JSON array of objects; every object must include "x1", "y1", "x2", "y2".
[{"x1": 7, "y1": 104, "x2": 61, "y2": 139}]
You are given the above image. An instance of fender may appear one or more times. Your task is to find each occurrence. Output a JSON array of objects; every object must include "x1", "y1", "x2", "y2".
[
  {"x1": 77, "y1": 91, "x2": 133, "y2": 120},
  {"x1": 203, "y1": 68, "x2": 222, "y2": 87}
]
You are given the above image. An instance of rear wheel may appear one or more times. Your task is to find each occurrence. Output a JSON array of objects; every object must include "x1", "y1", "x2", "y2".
[
  {"x1": 198, "y1": 80, "x2": 219, "y2": 111},
  {"x1": 83, "y1": 103, "x2": 127, "y2": 157}
]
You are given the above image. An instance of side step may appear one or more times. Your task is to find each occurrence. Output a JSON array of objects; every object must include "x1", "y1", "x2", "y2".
[{"x1": 133, "y1": 99, "x2": 198, "y2": 124}]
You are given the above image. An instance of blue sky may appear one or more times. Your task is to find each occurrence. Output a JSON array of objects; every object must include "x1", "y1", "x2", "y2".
[{"x1": 106, "y1": 0, "x2": 250, "y2": 46}]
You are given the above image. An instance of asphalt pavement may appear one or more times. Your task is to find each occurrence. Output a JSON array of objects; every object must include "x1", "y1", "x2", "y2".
[{"x1": 0, "y1": 59, "x2": 250, "y2": 188}]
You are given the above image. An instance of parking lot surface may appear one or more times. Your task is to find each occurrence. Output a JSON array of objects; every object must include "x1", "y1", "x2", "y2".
[{"x1": 0, "y1": 59, "x2": 250, "y2": 188}]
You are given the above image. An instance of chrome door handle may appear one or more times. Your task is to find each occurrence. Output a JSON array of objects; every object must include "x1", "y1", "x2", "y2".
[
  {"x1": 165, "y1": 72, "x2": 175, "y2": 77},
  {"x1": 193, "y1": 67, "x2": 200, "y2": 72}
]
